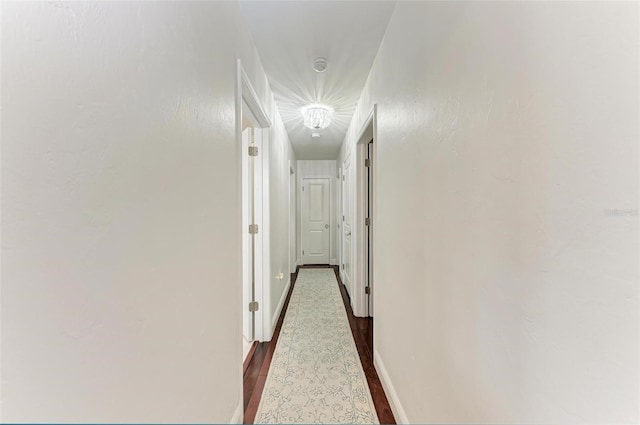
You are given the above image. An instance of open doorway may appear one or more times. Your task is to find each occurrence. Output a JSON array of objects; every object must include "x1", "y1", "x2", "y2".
[
  {"x1": 365, "y1": 139, "x2": 373, "y2": 318},
  {"x1": 341, "y1": 155, "x2": 353, "y2": 296},
  {"x1": 354, "y1": 105, "x2": 376, "y2": 358},
  {"x1": 241, "y1": 101, "x2": 262, "y2": 359},
  {"x1": 289, "y1": 163, "x2": 296, "y2": 274},
  {"x1": 238, "y1": 62, "x2": 272, "y2": 362}
]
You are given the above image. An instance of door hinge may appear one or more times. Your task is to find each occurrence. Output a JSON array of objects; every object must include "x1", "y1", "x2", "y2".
[
  {"x1": 342, "y1": 264, "x2": 345, "y2": 270},
  {"x1": 249, "y1": 224, "x2": 259, "y2": 234},
  {"x1": 248, "y1": 146, "x2": 259, "y2": 156},
  {"x1": 365, "y1": 159, "x2": 371, "y2": 167},
  {"x1": 249, "y1": 301, "x2": 259, "y2": 312},
  {"x1": 342, "y1": 174, "x2": 345, "y2": 181},
  {"x1": 365, "y1": 286, "x2": 370, "y2": 295},
  {"x1": 342, "y1": 215, "x2": 345, "y2": 222},
  {"x1": 365, "y1": 217, "x2": 371, "y2": 226},
  {"x1": 302, "y1": 186, "x2": 304, "y2": 191}
]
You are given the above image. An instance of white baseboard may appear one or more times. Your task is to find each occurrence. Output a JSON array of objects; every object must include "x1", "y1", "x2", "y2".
[
  {"x1": 230, "y1": 399, "x2": 243, "y2": 424},
  {"x1": 374, "y1": 349, "x2": 409, "y2": 424},
  {"x1": 242, "y1": 335, "x2": 253, "y2": 362},
  {"x1": 330, "y1": 258, "x2": 337, "y2": 265},
  {"x1": 271, "y1": 276, "x2": 291, "y2": 332}
]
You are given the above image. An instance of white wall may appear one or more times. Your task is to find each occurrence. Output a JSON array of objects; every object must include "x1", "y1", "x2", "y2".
[
  {"x1": 1, "y1": 1, "x2": 294, "y2": 422},
  {"x1": 267, "y1": 110, "x2": 296, "y2": 338},
  {"x1": 296, "y1": 160, "x2": 338, "y2": 265},
  {"x1": 339, "y1": 2, "x2": 639, "y2": 423}
]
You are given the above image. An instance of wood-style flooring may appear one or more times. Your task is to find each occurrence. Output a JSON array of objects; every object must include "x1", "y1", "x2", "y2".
[{"x1": 242, "y1": 265, "x2": 396, "y2": 424}]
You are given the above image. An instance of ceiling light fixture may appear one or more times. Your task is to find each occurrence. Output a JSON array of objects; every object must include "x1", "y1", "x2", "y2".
[{"x1": 302, "y1": 104, "x2": 332, "y2": 129}]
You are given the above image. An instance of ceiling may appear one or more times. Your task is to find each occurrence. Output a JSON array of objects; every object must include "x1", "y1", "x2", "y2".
[{"x1": 240, "y1": 1, "x2": 396, "y2": 159}]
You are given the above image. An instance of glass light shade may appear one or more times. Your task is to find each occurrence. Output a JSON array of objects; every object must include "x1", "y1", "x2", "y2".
[{"x1": 302, "y1": 105, "x2": 332, "y2": 129}]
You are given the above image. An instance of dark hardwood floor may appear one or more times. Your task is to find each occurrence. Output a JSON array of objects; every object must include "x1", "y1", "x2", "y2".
[
  {"x1": 243, "y1": 269, "x2": 299, "y2": 424},
  {"x1": 332, "y1": 266, "x2": 395, "y2": 424},
  {"x1": 243, "y1": 265, "x2": 396, "y2": 424}
]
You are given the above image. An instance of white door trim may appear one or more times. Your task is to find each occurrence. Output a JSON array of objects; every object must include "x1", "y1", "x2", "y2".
[
  {"x1": 259, "y1": 132, "x2": 271, "y2": 341},
  {"x1": 353, "y1": 105, "x2": 376, "y2": 318},
  {"x1": 240, "y1": 67, "x2": 271, "y2": 127},
  {"x1": 289, "y1": 162, "x2": 296, "y2": 274},
  {"x1": 236, "y1": 59, "x2": 272, "y2": 343},
  {"x1": 341, "y1": 155, "x2": 352, "y2": 295}
]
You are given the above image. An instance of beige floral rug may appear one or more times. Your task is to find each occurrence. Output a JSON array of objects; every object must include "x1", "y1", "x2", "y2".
[{"x1": 254, "y1": 268, "x2": 379, "y2": 424}]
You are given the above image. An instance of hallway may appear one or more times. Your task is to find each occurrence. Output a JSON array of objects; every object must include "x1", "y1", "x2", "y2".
[
  {"x1": 1, "y1": 1, "x2": 638, "y2": 424},
  {"x1": 244, "y1": 266, "x2": 395, "y2": 424}
]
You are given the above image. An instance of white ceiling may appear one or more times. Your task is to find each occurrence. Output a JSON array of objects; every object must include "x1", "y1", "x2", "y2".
[{"x1": 240, "y1": 1, "x2": 396, "y2": 159}]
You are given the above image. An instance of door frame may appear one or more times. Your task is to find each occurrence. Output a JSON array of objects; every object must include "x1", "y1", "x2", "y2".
[
  {"x1": 300, "y1": 176, "x2": 331, "y2": 265},
  {"x1": 240, "y1": 106, "x2": 261, "y2": 350},
  {"x1": 353, "y1": 105, "x2": 376, "y2": 318},
  {"x1": 289, "y1": 162, "x2": 296, "y2": 274},
  {"x1": 236, "y1": 60, "x2": 272, "y2": 343},
  {"x1": 341, "y1": 154, "x2": 352, "y2": 294}
]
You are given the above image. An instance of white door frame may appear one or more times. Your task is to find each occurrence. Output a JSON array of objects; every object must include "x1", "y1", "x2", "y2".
[
  {"x1": 353, "y1": 105, "x2": 376, "y2": 318},
  {"x1": 289, "y1": 162, "x2": 296, "y2": 274},
  {"x1": 341, "y1": 155, "x2": 352, "y2": 295},
  {"x1": 300, "y1": 176, "x2": 331, "y2": 265},
  {"x1": 236, "y1": 60, "x2": 272, "y2": 342},
  {"x1": 240, "y1": 111, "x2": 261, "y2": 349}
]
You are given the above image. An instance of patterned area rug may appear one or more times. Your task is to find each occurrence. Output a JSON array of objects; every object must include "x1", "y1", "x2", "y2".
[{"x1": 254, "y1": 268, "x2": 379, "y2": 424}]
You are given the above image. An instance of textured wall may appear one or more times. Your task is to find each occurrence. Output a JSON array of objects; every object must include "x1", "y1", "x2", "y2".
[
  {"x1": 339, "y1": 2, "x2": 639, "y2": 423},
  {"x1": 1, "y1": 1, "x2": 293, "y2": 422},
  {"x1": 268, "y1": 108, "x2": 296, "y2": 337}
]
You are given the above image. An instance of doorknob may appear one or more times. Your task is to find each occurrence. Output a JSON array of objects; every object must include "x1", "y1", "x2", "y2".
[{"x1": 325, "y1": 224, "x2": 329, "y2": 229}]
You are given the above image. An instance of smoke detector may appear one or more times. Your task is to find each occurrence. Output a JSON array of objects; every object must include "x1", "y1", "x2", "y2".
[{"x1": 313, "y1": 57, "x2": 328, "y2": 73}]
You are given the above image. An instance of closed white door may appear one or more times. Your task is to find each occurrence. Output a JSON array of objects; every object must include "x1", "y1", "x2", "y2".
[
  {"x1": 342, "y1": 157, "x2": 352, "y2": 295},
  {"x1": 301, "y1": 178, "x2": 330, "y2": 264},
  {"x1": 241, "y1": 126, "x2": 254, "y2": 343},
  {"x1": 241, "y1": 111, "x2": 263, "y2": 346}
]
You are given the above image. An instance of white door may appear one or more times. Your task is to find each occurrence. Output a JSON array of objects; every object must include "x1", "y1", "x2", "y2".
[
  {"x1": 241, "y1": 110, "x2": 263, "y2": 347},
  {"x1": 301, "y1": 178, "x2": 330, "y2": 264},
  {"x1": 342, "y1": 157, "x2": 352, "y2": 295},
  {"x1": 241, "y1": 126, "x2": 254, "y2": 344}
]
